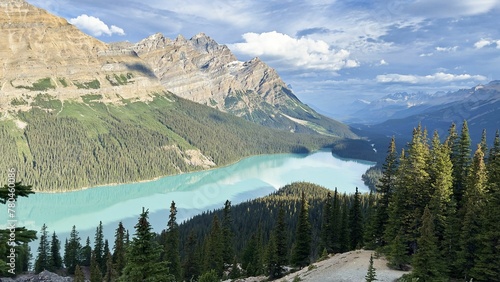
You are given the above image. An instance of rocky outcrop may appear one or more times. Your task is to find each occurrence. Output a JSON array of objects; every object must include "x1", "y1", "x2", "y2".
[
  {"x1": 0, "y1": 270, "x2": 72, "y2": 282},
  {"x1": 0, "y1": 0, "x2": 164, "y2": 111}
]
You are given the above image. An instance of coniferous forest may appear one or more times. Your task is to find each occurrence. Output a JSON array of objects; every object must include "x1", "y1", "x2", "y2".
[{"x1": 1, "y1": 120, "x2": 499, "y2": 281}]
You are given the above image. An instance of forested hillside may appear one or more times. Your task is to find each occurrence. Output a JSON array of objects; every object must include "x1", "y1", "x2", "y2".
[{"x1": 0, "y1": 92, "x2": 342, "y2": 192}]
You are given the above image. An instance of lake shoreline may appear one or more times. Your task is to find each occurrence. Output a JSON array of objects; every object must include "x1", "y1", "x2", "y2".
[{"x1": 34, "y1": 148, "x2": 356, "y2": 194}]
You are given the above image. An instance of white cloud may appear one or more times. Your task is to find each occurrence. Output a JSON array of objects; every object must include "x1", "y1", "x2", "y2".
[
  {"x1": 376, "y1": 72, "x2": 487, "y2": 84},
  {"x1": 474, "y1": 38, "x2": 500, "y2": 48},
  {"x1": 436, "y1": 46, "x2": 458, "y2": 52},
  {"x1": 419, "y1": 53, "x2": 434, "y2": 57},
  {"x1": 69, "y1": 14, "x2": 125, "y2": 37},
  {"x1": 379, "y1": 59, "x2": 388, "y2": 65},
  {"x1": 229, "y1": 31, "x2": 359, "y2": 71}
]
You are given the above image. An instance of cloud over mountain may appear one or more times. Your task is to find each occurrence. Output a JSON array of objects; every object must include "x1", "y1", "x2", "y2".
[
  {"x1": 229, "y1": 31, "x2": 359, "y2": 71},
  {"x1": 69, "y1": 14, "x2": 125, "y2": 37}
]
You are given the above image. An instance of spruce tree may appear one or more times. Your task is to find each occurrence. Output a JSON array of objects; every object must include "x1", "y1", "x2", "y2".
[
  {"x1": 339, "y1": 195, "x2": 350, "y2": 252},
  {"x1": 74, "y1": 265, "x2": 85, "y2": 282},
  {"x1": 470, "y1": 137, "x2": 500, "y2": 281},
  {"x1": 458, "y1": 145, "x2": 487, "y2": 279},
  {"x1": 203, "y1": 215, "x2": 224, "y2": 277},
  {"x1": 292, "y1": 192, "x2": 312, "y2": 267},
  {"x1": 63, "y1": 225, "x2": 82, "y2": 275},
  {"x1": 49, "y1": 231, "x2": 63, "y2": 271},
  {"x1": 365, "y1": 254, "x2": 377, "y2": 282},
  {"x1": 34, "y1": 224, "x2": 50, "y2": 273},
  {"x1": 121, "y1": 208, "x2": 174, "y2": 281},
  {"x1": 90, "y1": 250, "x2": 103, "y2": 282},
  {"x1": 275, "y1": 207, "x2": 288, "y2": 268},
  {"x1": 94, "y1": 221, "x2": 104, "y2": 272},
  {"x1": 331, "y1": 188, "x2": 342, "y2": 253},
  {"x1": 164, "y1": 201, "x2": 181, "y2": 281},
  {"x1": 349, "y1": 187, "x2": 364, "y2": 250},
  {"x1": 320, "y1": 191, "x2": 333, "y2": 252},
  {"x1": 222, "y1": 200, "x2": 235, "y2": 266},
  {"x1": 103, "y1": 251, "x2": 118, "y2": 282},
  {"x1": 112, "y1": 222, "x2": 126, "y2": 276},
  {"x1": 451, "y1": 120, "x2": 472, "y2": 209},
  {"x1": 81, "y1": 237, "x2": 91, "y2": 267},
  {"x1": 428, "y1": 131, "x2": 453, "y2": 242},
  {"x1": 102, "y1": 239, "x2": 110, "y2": 275},
  {"x1": 182, "y1": 230, "x2": 200, "y2": 282},
  {"x1": 411, "y1": 206, "x2": 446, "y2": 281},
  {"x1": 242, "y1": 233, "x2": 260, "y2": 277},
  {"x1": 375, "y1": 136, "x2": 398, "y2": 246}
]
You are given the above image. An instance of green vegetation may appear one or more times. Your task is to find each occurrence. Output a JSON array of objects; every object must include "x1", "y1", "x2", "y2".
[
  {"x1": 0, "y1": 182, "x2": 37, "y2": 277},
  {"x1": 14, "y1": 77, "x2": 55, "y2": 91},
  {"x1": 0, "y1": 92, "x2": 338, "y2": 192},
  {"x1": 10, "y1": 97, "x2": 28, "y2": 106},
  {"x1": 81, "y1": 94, "x2": 103, "y2": 104},
  {"x1": 58, "y1": 78, "x2": 68, "y2": 87},
  {"x1": 106, "y1": 73, "x2": 133, "y2": 86},
  {"x1": 31, "y1": 93, "x2": 62, "y2": 110},
  {"x1": 74, "y1": 79, "x2": 101, "y2": 89}
]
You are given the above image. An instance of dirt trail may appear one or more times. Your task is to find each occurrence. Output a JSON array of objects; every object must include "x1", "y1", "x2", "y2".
[{"x1": 278, "y1": 249, "x2": 409, "y2": 282}]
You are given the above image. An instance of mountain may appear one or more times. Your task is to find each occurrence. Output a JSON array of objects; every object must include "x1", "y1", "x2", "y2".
[
  {"x1": 0, "y1": 0, "x2": 165, "y2": 110},
  {"x1": 0, "y1": 0, "x2": 362, "y2": 192},
  {"x1": 121, "y1": 32, "x2": 355, "y2": 137},
  {"x1": 346, "y1": 90, "x2": 461, "y2": 124},
  {"x1": 353, "y1": 81, "x2": 500, "y2": 145}
]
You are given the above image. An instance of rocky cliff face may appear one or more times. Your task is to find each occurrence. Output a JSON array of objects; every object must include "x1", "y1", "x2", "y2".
[
  {"x1": 130, "y1": 33, "x2": 353, "y2": 135},
  {"x1": 0, "y1": 0, "x2": 164, "y2": 111}
]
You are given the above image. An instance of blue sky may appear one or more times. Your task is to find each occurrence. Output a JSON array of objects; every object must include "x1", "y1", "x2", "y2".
[{"x1": 28, "y1": 0, "x2": 500, "y2": 119}]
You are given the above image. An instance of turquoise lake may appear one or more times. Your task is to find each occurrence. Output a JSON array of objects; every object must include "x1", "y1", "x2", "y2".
[{"x1": 1, "y1": 150, "x2": 374, "y2": 245}]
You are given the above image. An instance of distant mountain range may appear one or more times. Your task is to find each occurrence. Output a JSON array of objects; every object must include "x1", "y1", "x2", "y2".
[{"x1": 350, "y1": 81, "x2": 500, "y2": 145}]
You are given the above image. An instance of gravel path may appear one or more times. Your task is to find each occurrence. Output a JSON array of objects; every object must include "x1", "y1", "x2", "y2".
[{"x1": 277, "y1": 250, "x2": 409, "y2": 282}]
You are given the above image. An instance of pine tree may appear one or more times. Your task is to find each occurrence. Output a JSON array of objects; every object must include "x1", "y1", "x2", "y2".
[
  {"x1": 182, "y1": 230, "x2": 200, "y2": 282},
  {"x1": 292, "y1": 192, "x2": 312, "y2": 267},
  {"x1": 458, "y1": 145, "x2": 487, "y2": 279},
  {"x1": 365, "y1": 254, "x2": 377, "y2": 282},
  {"x1": 49, "y1": 231, "x2": 63, "y2": 271},
  {"x1": 112, "y1": 222, "x2": 126, "y2": 276},
  {"x1": 411, "y1": 206, "x2": 446, "y2": 281},
  {"x1": 203, "y1": 215, "x2": 224, "y2": 277},
  {"x1": 349, "y1": 187, "x2": 364, "y2": 250},
  {"x1": 222, "y1": 200, "x2": 235, "y2": 266},
  {"x1": 121, "y1": 208, "x2": 175, "y2": 281},
  {"x1": 164, "y1": 201, "x2": 181, "y2": 281},
  {"x1": 74, "y1": 265, "x2": 85, "y2": 282},
  {"x1": 375, "y1": 136, "x2": 398, "y2": 246},
  {"x1": 63, "y1": 225, "x2": 82, "y2": 275},
  {"x1": 34, "y1": 224, "x2": 50, "y2": 273}
]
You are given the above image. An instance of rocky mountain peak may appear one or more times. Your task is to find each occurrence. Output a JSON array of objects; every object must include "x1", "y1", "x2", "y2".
[{"x1": 189, "y1": 32, "x2": 223, "y2": 53}]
